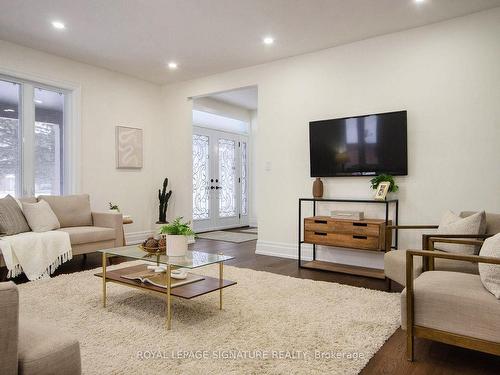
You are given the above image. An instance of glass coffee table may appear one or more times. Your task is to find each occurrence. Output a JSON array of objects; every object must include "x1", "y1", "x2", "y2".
[{"x1": 95, "y1": 246, "x2": 235, "y2": 330}]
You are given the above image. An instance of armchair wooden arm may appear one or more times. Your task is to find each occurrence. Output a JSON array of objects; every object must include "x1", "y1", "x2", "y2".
[
  {"x1": 426, "y1": 237, "x2": 485, "y2": 271},
  {"x1": 422, "y1": 233, "x2": 493, "y2": 252},
  {"x1": 405, "y1": 248, "x2": 500, "y2": 361},
  {"x1": 386, "y1": 225, "x2": 439, "y2": 230}
]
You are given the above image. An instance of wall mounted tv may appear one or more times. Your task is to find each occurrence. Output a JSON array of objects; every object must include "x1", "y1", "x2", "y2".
[{"x1": 309, "y1": 110, "x2": 407, "y2": 177}]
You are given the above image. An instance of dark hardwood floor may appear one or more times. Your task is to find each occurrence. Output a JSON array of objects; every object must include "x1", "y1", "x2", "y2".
[{"x1": 7, "y1": 232, "x2": 500, "y2": 374}]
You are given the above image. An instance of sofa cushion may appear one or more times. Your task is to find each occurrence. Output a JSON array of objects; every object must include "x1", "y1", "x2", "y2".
[
  {"x1": 22, "y1": 200, "x2": 61, "y2": 233},
  {"x1": 401, "y1": 271, "x2": 500, "y2": 343},
  {"x1": 384, "y1": 250, "x2": 423, "y2": 286},
  {"x1": 0, "y1": 195, "x2": 31, "y2": 236},
  {"x1": 18, "y1": 319, "x2": 81, "y2": 375},
  {"x1": 57, "y1": 226, "x2": 115, "y2": 245},
  {"x1": 38, "y1": 194, "x2": 92, "y2": 228},
  {"x1": 437, "y1": 210, "x2": 486, "y2": 254},
  {"x1": 478, "y1": 233, "x2": 500, "y2": 299}
]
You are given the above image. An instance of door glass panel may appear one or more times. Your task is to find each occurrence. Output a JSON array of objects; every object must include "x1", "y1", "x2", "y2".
[
  {"x1": 192, "y1": 134, "x2": 210, "y2": 220},
  {"x1": 241, "y1": 141, "x2": 248, "y2": 216},
  {"x1": 218, "y1": 138, "x2": 236, "y2": 218},
  {"x1": 0, "y1": 80, "x2": 21, "y2": 197},
  {"x1": 34, "y1": 88, "x2": 64, "y2": 196}
]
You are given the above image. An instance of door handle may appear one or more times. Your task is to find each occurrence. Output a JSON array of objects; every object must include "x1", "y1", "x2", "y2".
[
  {"x1": 215, "y1": 186, "x2": 221, "y2": 190},
  {"x1": 210, "y1": 186, "x2": 215, "y2": 190}
]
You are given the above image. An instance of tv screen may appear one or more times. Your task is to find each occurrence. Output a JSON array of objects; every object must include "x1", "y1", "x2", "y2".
[{"x1": 309, "y1": 111, "x2": 407, "y2": 177}]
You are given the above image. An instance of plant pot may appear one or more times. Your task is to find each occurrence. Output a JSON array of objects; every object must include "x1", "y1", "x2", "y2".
[{"x1": 165, "y1": 234, "x2": 188, "y2": 257}]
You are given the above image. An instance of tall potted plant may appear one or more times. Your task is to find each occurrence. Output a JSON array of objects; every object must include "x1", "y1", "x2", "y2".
[{"x1": 160, "y1": 217, "x2": 195, "y2": 256}]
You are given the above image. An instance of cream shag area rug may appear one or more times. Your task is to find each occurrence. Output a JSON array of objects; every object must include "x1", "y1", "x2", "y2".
[{"x1": 18, "y1": 261, "x2": 400, "y2": 375}]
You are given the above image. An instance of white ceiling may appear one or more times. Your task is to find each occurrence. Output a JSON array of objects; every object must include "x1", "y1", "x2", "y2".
[
  {"x1": 0, "y1": 0, "x2": 499, "y2": 84},
  {"x1": 209, "y1": 86, "x2": 258, "y2": 111}
]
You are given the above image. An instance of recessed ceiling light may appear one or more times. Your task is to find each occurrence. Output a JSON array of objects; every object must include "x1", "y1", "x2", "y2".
[
  {"x1": 51, "y1": 21, "x2": 66, "y2": 30},
  {"x1": 3, "y1": 109, "x2": 15, "y2": 112},
  {"x1": 34, "y1": 99, "x2": 43, "y2": 104},
  {"x1": 167, "y1": 62, "x2": 178, "y2": 70},
  {"x1": 414, "y1": 0, "x2": 425, "y2": 3},
  {"x1": 263, "y1": 36, "x2": 274, "y2": 45}
]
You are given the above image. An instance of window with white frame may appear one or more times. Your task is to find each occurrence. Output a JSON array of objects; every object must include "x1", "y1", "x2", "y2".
[{"x1": 0, "y1": 77, "x2": 70, "y2": 197}]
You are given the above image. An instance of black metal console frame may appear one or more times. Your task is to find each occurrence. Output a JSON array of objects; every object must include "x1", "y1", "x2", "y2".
[{"x1": 298, "y1": 197, "x2": 399, "y2": 268}]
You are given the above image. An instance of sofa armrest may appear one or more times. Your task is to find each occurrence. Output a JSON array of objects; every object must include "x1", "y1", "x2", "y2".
[
  {"x1": 0, "y1": 281, "x2": 19, "y2": 375},
  {"x1": 92, "y1": 212, "x2": 124, "y2": 247}
]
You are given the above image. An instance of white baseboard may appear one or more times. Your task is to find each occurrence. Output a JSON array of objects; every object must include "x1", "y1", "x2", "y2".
[
  {"x1": 125, "y1": 230, "x2": 154, "y2": 245},
  {"x1": 125, "y1": 231, "x2": 196, "y2": 245},
  {"x1": 255, "y1": 240, "x2": 313, "y2": 261}
]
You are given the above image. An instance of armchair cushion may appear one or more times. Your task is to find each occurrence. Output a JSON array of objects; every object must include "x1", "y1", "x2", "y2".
[
  {"x1": 436, "y1": 210, "x2": 486, "y2": 254},
  {"x1": 478, "y1": 233, "x2": 500, "y2": 299},
  {"x1": 461, "y1": 211, "x2": 500, "y2": 234},
  {"x1": 18, "y1": 319, "x2": 81, "y2": 375},
  {"x1": 384, "y1": 248, "x2": 479, "y2": 286},
  {"x1": 38, "y1": 194, "x2": 92, "y2": 228},
  {"x1": 401, "y1": 271, "x2": 500, "y2": 343},
  {"x1": 0, "y1": 282, "x2": 18, "y2": 375},
  {"x1": 384, "y1": 250, "x2": 423, "y2": 286}
]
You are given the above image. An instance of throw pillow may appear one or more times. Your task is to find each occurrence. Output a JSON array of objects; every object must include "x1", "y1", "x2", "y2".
[
  {"x1": 436, "y1": 210, "x2": 486, "y2": 254},
  {"x1": 478, "y1": 233, "x2": 500, "y2": 299},
  {"x1": 22, "y1": 200, "x2": 61, "y2": 233},
  {"x1": 0, "y1": 195, "x2": 31, "y2": 236}
]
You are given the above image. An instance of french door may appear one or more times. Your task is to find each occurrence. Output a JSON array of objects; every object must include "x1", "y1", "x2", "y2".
[{"x1": 192, "y1": 127, "x2": 249, "y2": 232}]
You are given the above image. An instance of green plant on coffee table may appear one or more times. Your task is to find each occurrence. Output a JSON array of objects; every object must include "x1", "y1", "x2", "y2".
[
  {"x1": 160, "y1": 217, "x2": 195, "y2": 236},
  {"x1": 369, "y1": 174, "x2": 399, "y2": 193}
]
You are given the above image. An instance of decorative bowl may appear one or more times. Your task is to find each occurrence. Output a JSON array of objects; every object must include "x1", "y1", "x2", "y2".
[{"x1": 138, "y1": 245, "x2": 166, "y2": 255}]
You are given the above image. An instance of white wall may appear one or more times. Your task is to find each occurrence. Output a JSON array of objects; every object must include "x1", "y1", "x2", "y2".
[
  {"x1": 160, "y1": 8, "x2": 500, "y2": 267},
  {"x1": 0, "y1": 39, "x2": 164, "y2": 239}
]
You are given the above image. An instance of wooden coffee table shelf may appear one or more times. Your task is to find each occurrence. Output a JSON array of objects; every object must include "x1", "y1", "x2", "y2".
[{"x1": 95, "y1": 264, "x2": 236, "y2": 299}]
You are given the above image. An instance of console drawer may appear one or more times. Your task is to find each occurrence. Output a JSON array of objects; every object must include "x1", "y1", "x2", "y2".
[
  {"x1": 304, "y1": 218, "x2": 382, "y2": 236},
  {"x1": 304, "y1": 231, "x2": 381, "y2": 250}
]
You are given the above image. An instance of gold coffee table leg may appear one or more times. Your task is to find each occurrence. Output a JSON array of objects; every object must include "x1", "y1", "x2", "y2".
[
  {"x1": 166, "y1": 264, "x2": 172, "y2": 330},
  {"x1": 102, "y1": 252, "x2": 107, "y2": 308},
  {"x1": 219, "y1": 262, "x2": 223, "y2": 310}
]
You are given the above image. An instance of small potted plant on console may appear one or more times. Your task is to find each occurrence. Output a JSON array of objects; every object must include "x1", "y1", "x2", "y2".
[{"x1": 160, "y1": 217, "x2": 195, "y2": 256}]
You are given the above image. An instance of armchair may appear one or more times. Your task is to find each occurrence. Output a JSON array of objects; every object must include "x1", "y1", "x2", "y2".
[
  {"x1": 402, "y1": 241, "x2": 500, "y2": 361},
  {"x1": 0, "y1": 281, "x2": 81, "y2": 374},
  {"x1": 384, "y1": 211, "x2": 500, "y2": 289}
]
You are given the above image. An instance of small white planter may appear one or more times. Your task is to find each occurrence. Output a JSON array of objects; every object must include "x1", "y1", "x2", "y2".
[{"x1": 166, "y1": 235, "x2": 188, "y2": 257}]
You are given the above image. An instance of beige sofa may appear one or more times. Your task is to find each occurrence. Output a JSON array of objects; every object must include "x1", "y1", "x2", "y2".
[
  {"x1": 0, "y1": 194, "x2": 124, "y2": 268},
  {"x1": 0, "y1": 281, "x2": 81, "y2": 375},
  {"x1": 384, "y1": 211, "x2": 500, "y2": 286}
]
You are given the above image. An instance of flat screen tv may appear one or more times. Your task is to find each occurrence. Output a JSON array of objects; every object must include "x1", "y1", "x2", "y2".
[{"x1": 309, "y1": 110, "x2": 407, "y2": 177}]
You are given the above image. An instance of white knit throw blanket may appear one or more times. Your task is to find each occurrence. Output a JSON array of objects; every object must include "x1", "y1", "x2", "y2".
[{"x1": 0, "y1": 231, "x2": 72, "y2": 280}]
